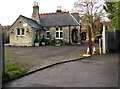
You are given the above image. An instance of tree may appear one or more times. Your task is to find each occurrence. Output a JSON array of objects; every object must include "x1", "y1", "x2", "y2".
[
  {"x1": 104, "y1": 2, "x2": 120, "y2": 30},
  {"x1": 72, "y1": 0, "x2": 107, "y2": 54},
  {"x1": 73, "y1": 0, "x2": 107, "y2": 35}
]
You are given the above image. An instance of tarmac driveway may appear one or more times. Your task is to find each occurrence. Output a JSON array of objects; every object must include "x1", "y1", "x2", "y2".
[
  {"x1": 5, "y1": 44, "x2": 87, "y2": 70},
  {"x1": 4, "y1": 53, "x2": 118, "y2": 87},
  {"x1": 6, "y1": 45, "x2": 85, "y2": 60}
]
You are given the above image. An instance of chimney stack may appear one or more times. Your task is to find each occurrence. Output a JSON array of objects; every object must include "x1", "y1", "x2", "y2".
[
  {"x1": 56, "y1": 6, "x2": 62, "y2": 12},
  {"x1": 32, "y1": 2, "x2": 41, "y2": 24}
]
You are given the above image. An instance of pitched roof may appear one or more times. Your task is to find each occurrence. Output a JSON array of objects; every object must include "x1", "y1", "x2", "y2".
[
  {"x1": 71, "y1": 13, "x2": 80, "y2": 22},
  {"x1": 20, "y1": 15, "x2": 43, "y2": 29},
  {"x1": 40, "y1": 12, "x2": 80, "y2": 27}
]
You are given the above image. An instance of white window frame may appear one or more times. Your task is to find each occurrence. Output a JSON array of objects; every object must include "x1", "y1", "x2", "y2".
[
  {"x1": 46, "y1": 30, "x2": 50, "y2": 39},
  {"x1": 16, "y1": 28, "x2": 21, "y2": 36},
  {"x1": 56, "y1": 27, "x2": 63, "y2": 39},
  {"x1": 16, "y1": 28, "x2": 25, "y2": 36},
  {"x1": 21, "y1": 28, "x2": 25, "y2": 36}
]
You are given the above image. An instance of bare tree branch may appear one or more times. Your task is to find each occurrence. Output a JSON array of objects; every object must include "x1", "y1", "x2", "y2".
[{"x1": 73, "y1": 0, "x2": 108, "y2": 35}]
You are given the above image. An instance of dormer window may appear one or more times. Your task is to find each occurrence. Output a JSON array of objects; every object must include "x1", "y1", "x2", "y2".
[{"x1": 16, "y1": 28, "x2": 25, "y2": 36}]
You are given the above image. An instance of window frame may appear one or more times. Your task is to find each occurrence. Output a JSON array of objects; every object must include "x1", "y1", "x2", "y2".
[
  {"x1": 16, "y1": 28, "x2": 21, "y2": 36},
  {"x1": 16, "y1": 28, "x2": 25, "y2": 36},
  {"x1": 56, "y1": 27, "x2": 63, "y2": 39},
  {"x1": 46, "y1": 28, "x2": 50, "y2": 39},
  {"x1": 21, "y1": 28, "x2": 25, "y2": 36}
]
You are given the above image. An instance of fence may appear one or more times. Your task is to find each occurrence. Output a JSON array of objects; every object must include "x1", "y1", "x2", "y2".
[{"x1": 102, "y1": 25, "x2": 120, "y2": 53}]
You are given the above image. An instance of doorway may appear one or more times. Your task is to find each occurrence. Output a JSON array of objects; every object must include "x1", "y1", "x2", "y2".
[{"x1": 72, "y1": 29, "x2": 78, "y2": 43}]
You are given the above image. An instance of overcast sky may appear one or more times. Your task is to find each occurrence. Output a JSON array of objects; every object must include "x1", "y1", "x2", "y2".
[{"x1": 0, "y1": 0, "x2": 77, "y2": 26}]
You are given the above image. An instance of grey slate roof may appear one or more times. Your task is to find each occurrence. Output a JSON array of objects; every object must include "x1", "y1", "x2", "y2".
[
  {"x1": 40, "y1": 13, "x2": 80, "y2": 27},
  {"x1": 12, "y1": 13, "x2": 80, "y2": 30},
  {"x1": 71, "y1": 13, "x2": 80, "y2": 22},
  {"x1": 20, "y1": 15, "x2": 43, "y2": 29}
]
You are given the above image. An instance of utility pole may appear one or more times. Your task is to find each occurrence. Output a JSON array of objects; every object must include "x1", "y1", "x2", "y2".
[{"x1": 0, "y1": 24, "x2": 4, "y2": 88}]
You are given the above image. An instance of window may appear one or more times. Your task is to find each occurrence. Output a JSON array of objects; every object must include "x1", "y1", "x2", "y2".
[
  {"x1": 17, "y1": 28, "x2": 20, "y2": 35},
  {"x1": 46, "y1": 28, "x2": 50, "y2": 39},
  {"x1": 47, "y1": 32, "x2": 50, "y2": 38},
  {"x1": 21, "y1": 28, "x2": 25, "y2": 35},
  {"x1": 56, "y1": 27, "x2": 63, "y2": 39},
  {"x1": 16, "y1": 28, "x2": 25, "y2": 36}
]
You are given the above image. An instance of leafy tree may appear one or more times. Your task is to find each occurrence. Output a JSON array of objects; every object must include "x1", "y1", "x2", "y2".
[{"x1": 104, "y1": 2, "x2": 120, "y2": 30}]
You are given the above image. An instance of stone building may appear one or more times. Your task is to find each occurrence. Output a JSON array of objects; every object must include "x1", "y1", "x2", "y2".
[{"x1": 9, "y1": 2, "x2": 81, "y2": 46}]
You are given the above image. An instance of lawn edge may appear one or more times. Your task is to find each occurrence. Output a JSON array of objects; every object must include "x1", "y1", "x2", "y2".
[{"x1": 3, "y1": 56, "x2": 91, "y2": 83}]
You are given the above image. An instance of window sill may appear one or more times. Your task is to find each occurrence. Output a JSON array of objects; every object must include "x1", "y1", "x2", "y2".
[
  {"x1": 55, "y1": 38, "x2": 63, "y2": 40},
  {"x1": 16, "y1": 35, "x2": 25, "y2": 37}
]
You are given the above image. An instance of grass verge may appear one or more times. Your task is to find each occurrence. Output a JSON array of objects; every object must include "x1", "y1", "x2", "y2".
[{"x1": 3, "y1": 50, "x2": 34, "y2": 82}]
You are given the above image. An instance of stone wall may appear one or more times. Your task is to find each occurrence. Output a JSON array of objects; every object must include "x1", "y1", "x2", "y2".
[
  {"x1": 45, "y1": 26, "x2": 81, "y2": 44},
  {"x1": 9, "y1": 16, "x2": 80, "y2": 46},
  {"x1": 10, "y1": 17, "x2": 34, "y2": 46}
]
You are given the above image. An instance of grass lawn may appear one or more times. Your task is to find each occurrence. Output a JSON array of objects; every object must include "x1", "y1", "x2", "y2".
[{"x1": 4, "y1": 50, "x2": 35, "y2": 79}]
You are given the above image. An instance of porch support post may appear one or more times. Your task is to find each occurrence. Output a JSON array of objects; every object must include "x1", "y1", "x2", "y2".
[{"x1": 39, "y1": 29, "x2": 41, "y2": 46}]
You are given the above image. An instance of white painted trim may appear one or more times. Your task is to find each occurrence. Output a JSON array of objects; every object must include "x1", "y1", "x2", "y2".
[
  {"x1": 55, "y1": 38, "x2": 63, "y2": 40},
  {"x1": 16, "y1": 28, "x2": 25, "y2": 37},
  {"x1": 16, "y1": 28, "x2": 21, "y2": 36},
  {"x1": 45, "y1": 38, "x2": 50, "y2": 39},
  {"x1": 46, "y1": 30, "x2": 50, "y2": 39},
  {"x1": 23, "y1": 23, "x2": 27, "y2": 27},
  {"x1": 55, "y1": 27, "x2": 63, "y2": 39}
]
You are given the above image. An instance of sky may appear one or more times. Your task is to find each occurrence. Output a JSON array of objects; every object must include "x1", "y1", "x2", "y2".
[{"x1": 0, "y1": 0, "x2": 77, "y2": 26}]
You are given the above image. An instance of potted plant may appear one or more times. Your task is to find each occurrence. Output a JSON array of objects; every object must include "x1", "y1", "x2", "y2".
[{"x1": 34, "y1": 36, "x2": 39, "y2": 46}]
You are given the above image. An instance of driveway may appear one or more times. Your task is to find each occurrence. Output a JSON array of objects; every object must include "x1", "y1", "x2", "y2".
[
  {"x1": 4, "y1": 53, "x2": 118, "y2": 87},
  {"x1": 5, "y1": 43, "x2": 89, "y2": 70}
]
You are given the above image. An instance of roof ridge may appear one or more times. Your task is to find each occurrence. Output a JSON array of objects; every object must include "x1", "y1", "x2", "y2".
[
  {"x1": 40, "y1": 11, "x2": 69, "y2": 15},
  {"x1": 20, "y1": 15, "x2": 42, "y2": 25},
  {"x1": 71, "y1": 12, "x2": 79, "y2": 14},
  {"x1": 20, "y1": 15, "x2": 36, "y2": 22}
]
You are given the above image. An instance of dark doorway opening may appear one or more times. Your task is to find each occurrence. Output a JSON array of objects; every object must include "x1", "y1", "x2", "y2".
[
  {"x1": 81, "y1": 32, "x2": 86, "y2": 41},
  {"x1": 72, "y1": 29, "x2": 78, "y2": 43}
]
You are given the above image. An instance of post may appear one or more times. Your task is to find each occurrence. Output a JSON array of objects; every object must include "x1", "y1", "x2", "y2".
[
  {"x1": 0, "y1": 24, "x2": 4, "y2": 88},
  {"x1": 102, "y1": 25, "x2": 107, "y2": 54},
  {"x1": 99, "y1": 38, "x2": 102, "y2": 54},
  {"x1": 88, "y1": 26, "x2": 92, "y2": 54}
]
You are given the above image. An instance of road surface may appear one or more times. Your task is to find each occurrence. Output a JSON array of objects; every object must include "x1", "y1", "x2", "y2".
[{"x1": 4, "y1": 53, "x2": 118, "y2": 87}]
